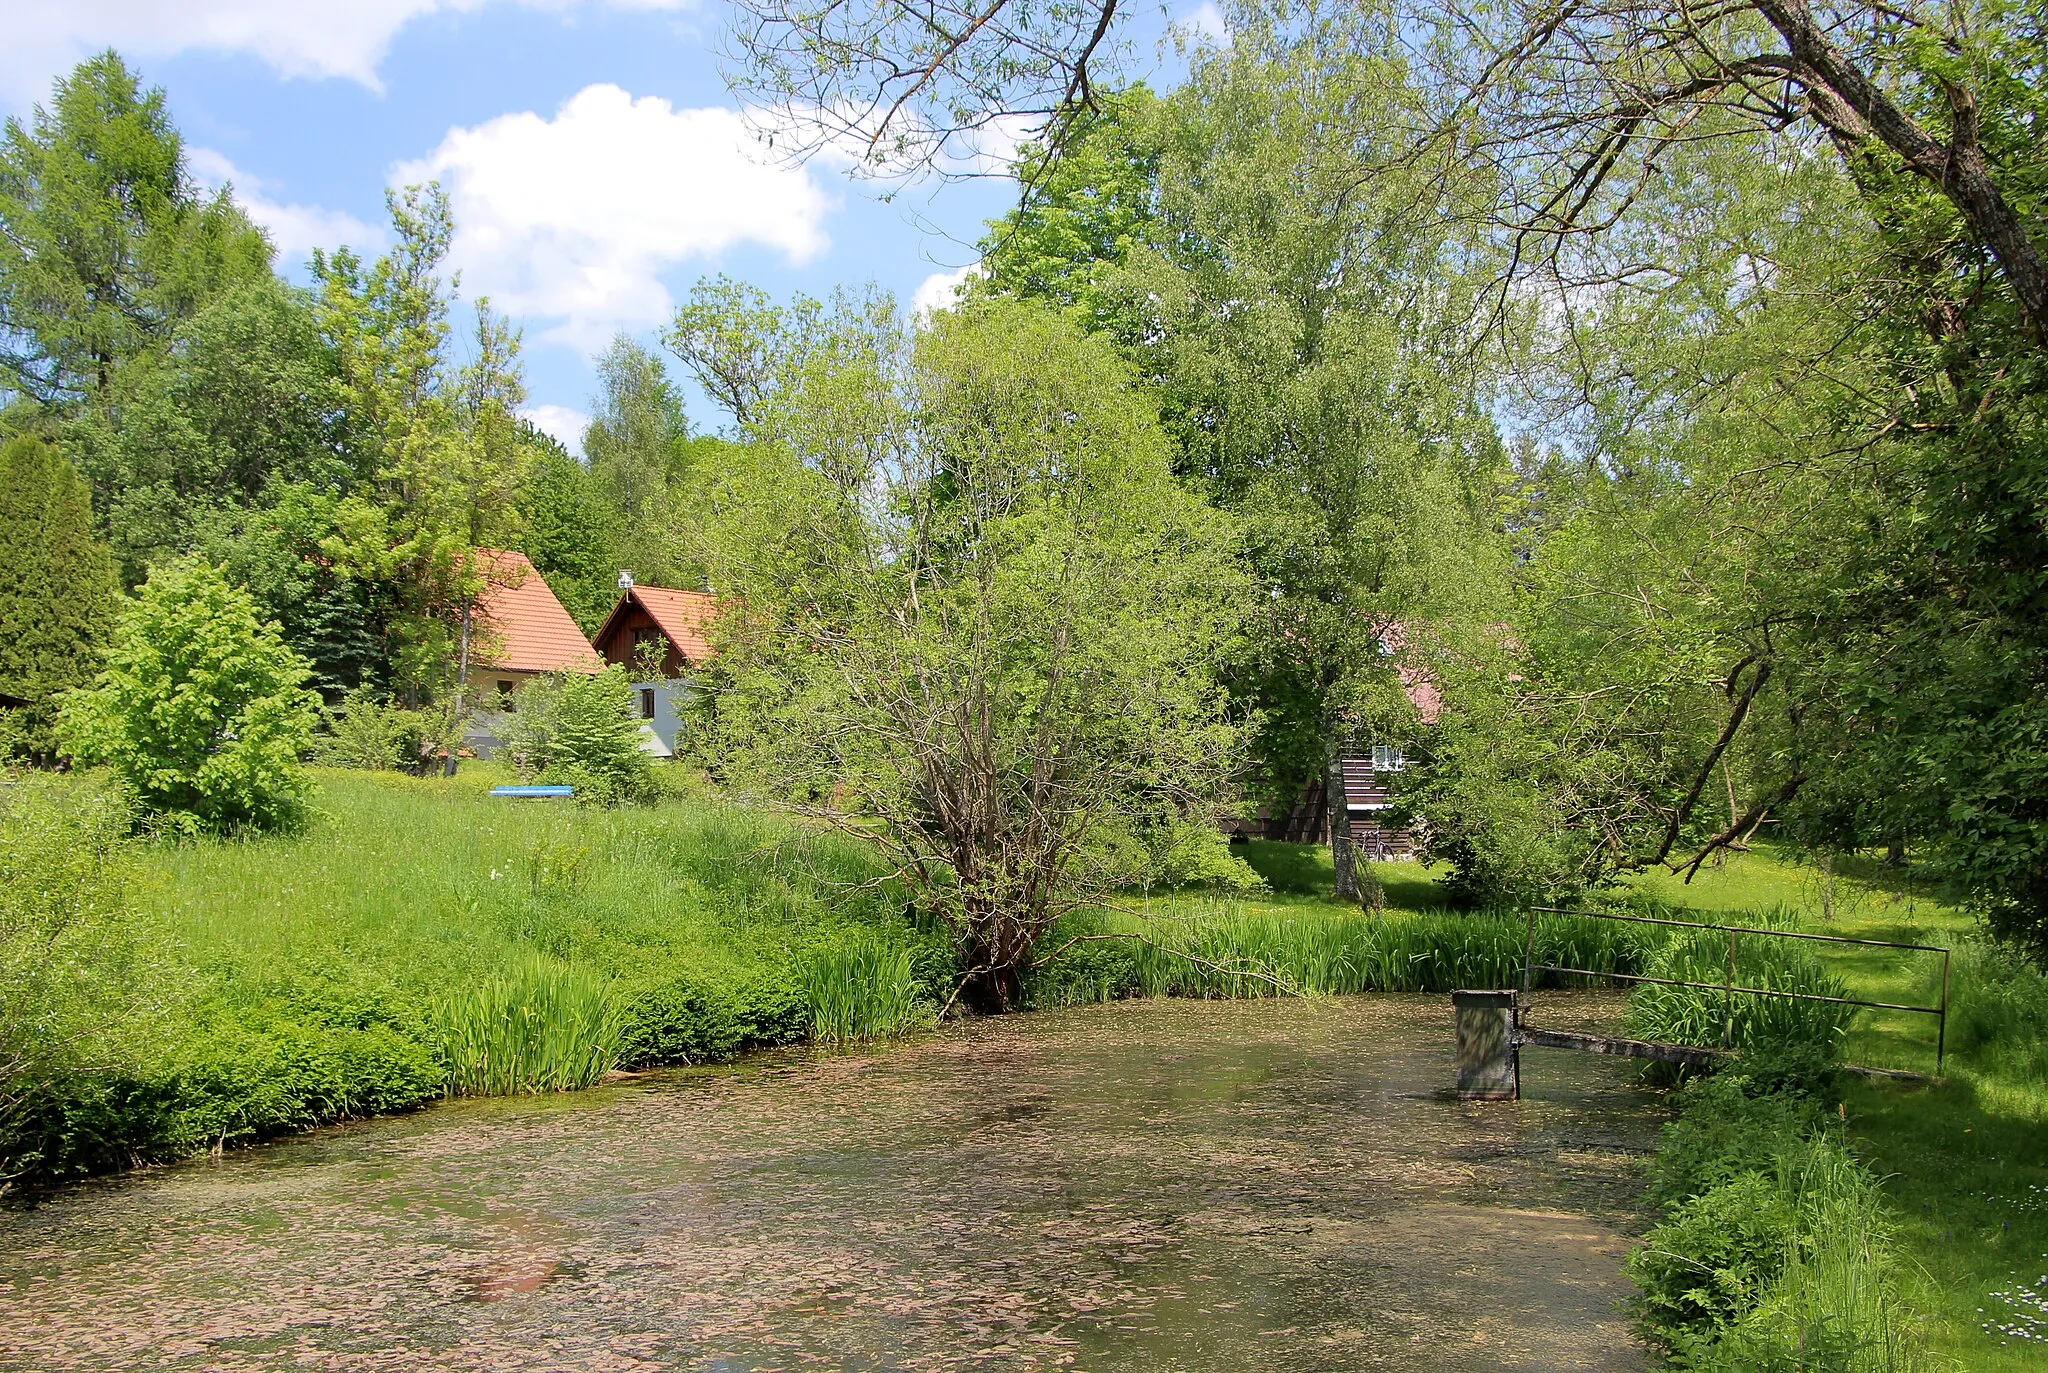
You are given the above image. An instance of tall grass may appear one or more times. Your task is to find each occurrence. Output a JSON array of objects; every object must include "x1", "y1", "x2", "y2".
[
  {"x1": 1637, "y1": 1103, "x2": 1939, "y2": 1373},
  {"x1": 434, "y1": 958, "x2": 624, "y2": 1096},
  {"x1": 797, "y1": 935, "x2": 933, "y2": 1044},
  {"x1": 1627, "y1": 926, "x2": 1858, "y2": 1054},
  {"x1": 1068, "y1": 904, "x2": 1659, "y2": 999}
]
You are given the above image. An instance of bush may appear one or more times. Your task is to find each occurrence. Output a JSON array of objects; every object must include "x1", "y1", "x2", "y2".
[
  {"x1": 506, "y1": 666, "x2": 655, "y2": 805},
  {"x1": 617, "y1": 970, "x2": 809, "y2": 1066},
  {"x1": 314, "y1": 687, "x2": 428, "y2": 771},
  {"x1": 58, "y1": 557, "x2": 321, "y2": 834},
  {"x1": 1629, "y1": 1069, "x2": 1939, "y2": 1371}
]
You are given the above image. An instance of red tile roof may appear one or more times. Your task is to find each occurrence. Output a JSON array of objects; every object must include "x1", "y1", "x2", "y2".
[
  {"x1": 472, "y1": 549, "x2": 604, "y2": 674},
  {"x1": 595, "y1": 586, "x2": 722, "y2": 665}
]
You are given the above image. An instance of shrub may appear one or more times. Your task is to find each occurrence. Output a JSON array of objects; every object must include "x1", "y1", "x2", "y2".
[
  {"x1": 1630, "y1": 1068, "x2": 1938, "y2": 1371},
  {"x1": 617, "y1": 970, "x2": 810, "y2": 1066},
  {"x1": 506, "y1": 666, "x2": 654, "y2": 805},
  {"x1": 58, "y1": 557, "x2": 321, "y2": 834},
  {"x1": 314, "y1": 687, "x2": 430, "y2": 771}
]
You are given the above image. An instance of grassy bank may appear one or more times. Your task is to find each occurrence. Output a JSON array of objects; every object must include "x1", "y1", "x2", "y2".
[{"x1": 2, "y1": 765, "x2": 941, "y2": 1180}]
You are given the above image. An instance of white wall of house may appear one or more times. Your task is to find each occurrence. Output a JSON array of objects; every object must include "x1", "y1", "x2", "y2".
[{"x1": 631, "y1": 678, "x2": 695, "y2": 757}]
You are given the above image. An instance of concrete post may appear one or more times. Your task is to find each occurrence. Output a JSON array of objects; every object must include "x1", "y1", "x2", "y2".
[{"x1": 1452, "y1": 989, "x2": 1519, "y2": 1100}]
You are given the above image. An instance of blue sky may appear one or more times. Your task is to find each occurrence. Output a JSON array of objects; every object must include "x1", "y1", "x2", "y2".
[{"x1": 7, "y1": 1, "x2": 1218, "y2": 450}]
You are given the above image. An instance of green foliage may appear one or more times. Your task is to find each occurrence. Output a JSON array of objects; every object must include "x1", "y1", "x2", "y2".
[
  {"x1": 76, "y1": 277, "x2": 342, "y2": 578},
  {"x1": 0, "y1": 51, "x2": 270, "y2": 408},
  {"x1": 0, "y1": 768, "x2": 929, "y2": 1181},
  {"x1": 796, "y1": 935, "x2": 933, "y2": 1044},
  {"x1": 1626, "y1": 925, "x2": 1858, "y2": 1057},
  {"x1": 1630, "y1": 1073, "x2": 1938, "y2": 1371},
  {"x1": 0, "y1": 772, "x2": 143, "y2": 1146},
  {"x1": 0, "y1": 435, "x2": 120, "y2": 761},
  {"x1": 58, "y1": 557, "x2": 321, "y2": 833},
  {"x1": 506, "y1": 666, "x2": 655, "y2": 805},
  {"x1": 683, "y1": 287, "x2": 1249, "y2": 1004},
  {"x1": 1026, "y1": 905, "x2": 1656, "y2": 1002},
  {"x1": 435, "y1": 957, "x2": 623, "y2": 1096},
  {"x1": 314, "y1": 687, "x2": 427, "y2": 772},
  {"x1": 984, "y1": 19, "x2": 1512, "y2": 822},
  {"x1": 1947, "y1": 941, "x2": 2048, "y2": 1085},
  {"x1": 517, "y1": 435, "x2": 618, "y2": 631},
  {"x1": 617, "y1": 970, "x2": 807, "y2": 1066}
]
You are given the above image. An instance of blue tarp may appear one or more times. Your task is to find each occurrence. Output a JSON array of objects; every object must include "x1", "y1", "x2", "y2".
[{"x1": 490, "y1": 785, "x2": 574, "y2": 798}]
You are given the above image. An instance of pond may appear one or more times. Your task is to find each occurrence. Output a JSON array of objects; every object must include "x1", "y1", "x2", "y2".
[{"x1": 0, "y1": 995, "x2": 1664, "y2": 1371}]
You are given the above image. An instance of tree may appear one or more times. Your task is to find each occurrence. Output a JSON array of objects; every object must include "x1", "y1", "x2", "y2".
[
  {"x1": 982, "y1": 14, "x2": 1513, "y2": 895},
  {"x1": 684, "y1": 290, "x2": 1248, "y2": 1008},
  {"x1": 0, "y1": 436, "x2": 120, "y2": 763},
  {"x1": 517, "y1": 434, "x2": 617, "y2": 631},
  {"x1": 58, "y1": 557, "x2": 321, "y2": 834},
  {"x1": 0, "y1": 52, "x2": 270, "y2": 410},
  {"x1": 69, "y1": 275, "x2": 341, "y2": 579}
]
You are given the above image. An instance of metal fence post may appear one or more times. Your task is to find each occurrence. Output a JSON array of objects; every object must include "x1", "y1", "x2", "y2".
[
  {"x1": 1938, "y1": 949, "x2": 1951, "y2": 1076},
  {"x1": 1721, "y1": 928, "x2": 1737, "y2": 1049}
]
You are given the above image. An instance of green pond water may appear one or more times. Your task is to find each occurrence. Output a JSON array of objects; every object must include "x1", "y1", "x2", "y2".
[{"x1": 0, "y1": 994, "x2": 1664, "y2": 1371}]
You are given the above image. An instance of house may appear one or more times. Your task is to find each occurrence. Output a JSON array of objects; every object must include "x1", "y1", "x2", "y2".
[
  {"x1": 590, "y1": 576, "x2": 722, "y2": 757},
  {"x1": 1234, "y1": 629, "x2": 1444, "y2": 861},
  {"x1": 463, "y1": 549, "x2": 604, "y2": 756}
]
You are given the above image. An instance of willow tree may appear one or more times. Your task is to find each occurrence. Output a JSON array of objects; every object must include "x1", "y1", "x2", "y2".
[{"x1": 683, "y1": 290, "x2": 1247, "y2": 1009}]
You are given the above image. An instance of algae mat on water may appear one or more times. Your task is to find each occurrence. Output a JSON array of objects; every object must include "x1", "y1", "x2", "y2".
[{"x1": 0, "y1": 995, "x2": 1660, "y2": 1371}]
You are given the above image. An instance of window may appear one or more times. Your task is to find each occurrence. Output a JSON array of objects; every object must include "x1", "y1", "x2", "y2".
[
  {"x1": 1371, "y1": 745, "x2": 1404, "y2": 771},
  {"x1": 497, "y1": 680, "x2": 516, "y2": 711},
  {"x1": 639, "y1": 688, "x2": 656, "y2": 720}
]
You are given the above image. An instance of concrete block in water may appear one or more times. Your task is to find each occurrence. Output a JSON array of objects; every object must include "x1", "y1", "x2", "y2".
[{"x1": 1451, "y1": 989, "x2": 1518, "y2": 1099}]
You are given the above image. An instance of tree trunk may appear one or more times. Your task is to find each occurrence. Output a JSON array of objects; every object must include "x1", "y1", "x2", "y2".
[
  {"x1": 445, "y1": 598, "x2": 471, "y2": 778},
  {"x1": 1327, "y1": 750, "x2": 1358, "y2": 901}
]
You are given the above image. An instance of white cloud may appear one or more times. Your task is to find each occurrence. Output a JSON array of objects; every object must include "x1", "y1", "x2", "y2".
[
  {"x1": 3, "y1": 0, "x2": 693, "y2": 104},
  {"x1": 912, "y1": 262, "x2": 982, "y2": 318},
  {"x1": 397, "y1": 84, "x2": 836, "y2": 351},
  {"x1": 1181, "y1": 1, "x2": 1229, "y2": 43},
  {"x1": 521, "y1": 403, "x2": 590, "y2": 455},
  {"x1": 188, "y1": 147, "x2": 382, "y2": 261}
]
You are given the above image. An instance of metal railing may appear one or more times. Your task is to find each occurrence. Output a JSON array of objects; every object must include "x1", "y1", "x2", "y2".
[{"x1": 1521, "y1": 905, "x2": 1952, "y2": 1074}]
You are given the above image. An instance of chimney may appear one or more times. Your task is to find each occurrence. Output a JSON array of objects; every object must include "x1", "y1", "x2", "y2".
[{"x1": 617, "y1": 570, "x2": 634, "y2": 590}]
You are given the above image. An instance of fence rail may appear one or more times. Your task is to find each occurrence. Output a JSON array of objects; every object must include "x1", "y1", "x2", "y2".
[{"x1": 1522, "y1": 905, "x2": 1951, "y2": 1074}]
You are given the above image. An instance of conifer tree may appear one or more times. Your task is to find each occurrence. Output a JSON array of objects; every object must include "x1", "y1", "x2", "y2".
[{"x1": 0, "y1": 435, "x2": 120, "y2": 762}]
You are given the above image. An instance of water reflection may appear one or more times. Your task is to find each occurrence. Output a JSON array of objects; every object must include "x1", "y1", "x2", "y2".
[{"x1": 0, "y1": 994, "x2": 1659, "y2": 1371}]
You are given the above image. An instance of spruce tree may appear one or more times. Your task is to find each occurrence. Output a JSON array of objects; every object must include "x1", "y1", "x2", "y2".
[{"x1": 0, "y1": 434, "x2": 120, "y2": 762}]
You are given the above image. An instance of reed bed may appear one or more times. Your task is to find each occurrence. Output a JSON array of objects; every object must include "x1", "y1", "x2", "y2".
[
  {"x1": 435, "y1": 957, "x2": 624, "y2": 1096},
  {"x1": 797, "y1": 935, "x2": 934, "y2": 1044},
  {"x1": 1091, "y1": 905, "x2": 1660, "y2": 999},
  {"x1": 1625, "y1": 927, "x2": 1857, "y2": 1054}
]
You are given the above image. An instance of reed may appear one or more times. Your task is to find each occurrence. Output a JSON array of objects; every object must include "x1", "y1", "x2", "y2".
[
  {"x1": 1626, "y1": 926, "x2": 1857, "y2": 1054},
  {"x1": 435, "y1": 957, "x2": 624, "y2": 1096},
  {"x1": 1096, "y1": 905, "x2": 1659, "y2": 999},
  {"x1": 798, "y1": 935, "x2": 932, "y2": 1044}
]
